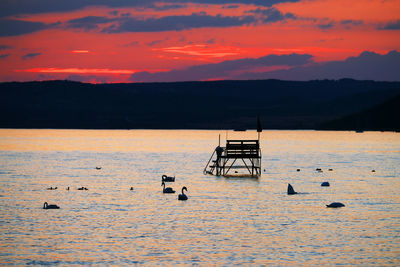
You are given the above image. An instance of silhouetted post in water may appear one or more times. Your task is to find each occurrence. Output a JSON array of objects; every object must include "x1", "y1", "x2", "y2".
[{"x1": 257, "y1": 115, "x2": 262, "y2": 141}]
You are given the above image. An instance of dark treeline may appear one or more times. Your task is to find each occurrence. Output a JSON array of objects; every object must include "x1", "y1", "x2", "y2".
[{"x1": 1, "y1": 79, "x2": 399, "y2": 130}]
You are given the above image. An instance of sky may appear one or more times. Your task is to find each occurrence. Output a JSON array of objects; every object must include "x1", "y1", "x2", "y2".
[{"x1": 0, "y1": 0, "x2": 399, "y2": 83}]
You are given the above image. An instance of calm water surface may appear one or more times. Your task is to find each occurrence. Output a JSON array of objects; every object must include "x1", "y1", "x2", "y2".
[{"x1": 0, "y1": 129, "x2": 399, "y2": 266}]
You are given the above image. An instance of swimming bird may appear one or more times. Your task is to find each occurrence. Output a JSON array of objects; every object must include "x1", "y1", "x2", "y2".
[
  {"x1": 297, "y1": 169, "x2": 300, "y2": 172},
  {"x1": 66, "y1": 187, "x2": 70, "y2": 190},
  {"x1": 326, "y1": 202, "x2": 345, "y2": 208},
  {"x1": 46, "y1": 187, "x2": 57, "y2": 190},
  {"x1": 162, "y1": 175, "x2": 175, "y2": 182},
  {"x1": 95, "y1": 167, "x2": 102, "y2": 170},
  {"x1": 130, "y1": 187, "x2": 134, "y2": 191},
  {"x1": 178, "y1": 186, "x2": 188, "y2": 200},
  {"x1": 162, "y1": 182, "x2": 175, "y2": 194},
  {"x1": 321, "y1": 182, "x2": 330, "y2": 187},
  {"x1": 43, "y1": 202, "x2": 60, "y2": 209},
  {"x1": 287, "y1": 183, "x2": 297, "y2": 195},
  {"x1": 78, "y1": 187, "x2": 88, "y2": 190}
]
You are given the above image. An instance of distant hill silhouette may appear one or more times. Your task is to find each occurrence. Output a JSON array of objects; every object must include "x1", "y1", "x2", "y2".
[
  {"x1": 0, "y1": 79, "x2": 399, "y2": 130},
  {"x1": 317, "y1": 93, "x2": 400, "y2": 131}
]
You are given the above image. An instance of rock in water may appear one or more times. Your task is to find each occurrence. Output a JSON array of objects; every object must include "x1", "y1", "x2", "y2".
[{"x1": 287, "y1": 183, "x2": 297, "y2": 195}]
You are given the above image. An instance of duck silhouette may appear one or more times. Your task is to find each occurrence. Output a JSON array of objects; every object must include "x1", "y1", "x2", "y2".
[
  {"x1": 43, "y1": 202, "x2": 60, "y2": 209},
  {"x1": 178, "y1": 186, "x2": 188, "y2": 200}
]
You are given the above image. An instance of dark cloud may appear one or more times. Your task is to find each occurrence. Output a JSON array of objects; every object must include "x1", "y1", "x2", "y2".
[
  {"x1": 318, "y1": 22, "x2": 334, "y2": 30},
  {"x1": 0, "y1": 19, "x2": 47, "y2": 36},
  {"x1": 205, "y1": 38, "x2": 215, "y2": 44},
  {"x1": 0, "y1": 44, "x2": 12, "y2": 50},
  {"x1": 0, "y1": 53, "x2": 10, "y2": 59},
  {"x1": 22, "y1": 52, "x2": 42, "y2": 60},
  {"x1": 102, "y1": 13, "x2": 256, "y2": 33},
  {"x1": 67, "y1": 74, "x2": 112, "y2": 83},
  {"x1": 223, "y1": 5, "x2": 240, "y2": 9},
  {"x1": 66, "y1": 7, "x2": 294, "y2": 34},
  {"x1": 124, "y1": 41, "x2": 140, "y2": 47},
  {"x1": 147, "y1": 39, "x2": 168, "y2": 46},
  {"x1": 130, "y1": 51, "x2": 400, "y2": 82},
  {"x1": 253, "y1": 50, "x2": 400, "y2": 81},
  {"x1": 0, "y1": 1, "x2": 300, "y2": 17},
  {"x1": 130, "y1": 53, "x2": 312, "y2": 82},
  {"x1": 381, "y1": 20, "x2": 400, "y2": 30},
  {"x1": 148, "y1": 4, "x2": 187, "y2": 11},
  {"x1": 249, "y1": 7, "x2": 296, "y2": 22},
  {"x1": 341, "y1": 19, "x2": 363, "y2": 26},
  {"x1": 67, "y1": 16, "x2": 116, "y2": 31}
]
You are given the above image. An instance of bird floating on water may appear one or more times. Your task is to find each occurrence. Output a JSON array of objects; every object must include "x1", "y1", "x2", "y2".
[
  {"x1": 178, "y1": 186, "x2": 188, "y2": 200},
  {"x1": 130, "y1": 187, "x2": 134, "y2": 191},
  {"x1": 78, "y1": 187, "x2": 88, "y2": 190},
  {"x1": 321, "y1": 182, "x2": 330, "y2": 187},
  {"x1": 43, "y1": 202, "x2": 60, "y2": 209},
  {"x1": 47, "y1": 187, "x2": 57, "y2": 190},
  {"x1": 162, "y1": 182, "x2": 175, "y2": 194},
  {"x1": 287, "y1": 183, "x2": 297, "y2": 195},
  {"x1": 326, "y1": 202, "x2": 345, "y2": 208},
  {"x1": 162, "y1": 175, "x2": 175, "y2": 182},
  {"x1": 95, "y1": 167, "x2": 102, "y2": 170}
]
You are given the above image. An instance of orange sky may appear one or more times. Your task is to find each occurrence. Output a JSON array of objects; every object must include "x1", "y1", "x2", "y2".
[{"x1": 0, "y1": 0, "x2": 399, "y2": 83}]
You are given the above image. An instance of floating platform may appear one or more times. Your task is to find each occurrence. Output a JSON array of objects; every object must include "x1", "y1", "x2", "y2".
[{"x1": 204, "y1": 139, "x2": 262, "y2": 177}]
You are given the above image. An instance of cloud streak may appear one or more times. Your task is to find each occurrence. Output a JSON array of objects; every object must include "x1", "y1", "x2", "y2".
[
  {"x1": 248, "y1": 51, "x2": 400, "y2": 81},
  {"x1": 0, "y1": 0, "x2": 300, "y2": 17},
  {"x1": 0, "y1": 19, "x2": 47, "y2": 36},
  {"x1": 130, "y1": 53, "x2": 313, "y2": 82},
  {"x1": 22, "y1": 53, "x2": 42, "y2": 60}
]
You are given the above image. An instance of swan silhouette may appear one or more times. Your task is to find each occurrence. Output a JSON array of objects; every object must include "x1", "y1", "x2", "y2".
[
  {"x1": 43, "y1": 202, "x2": 60, "y2": 209},
  {"x1": 162, "y1": 175, "x2": 175, "y2": 182},
  {"x1": 178, "y1": 186, "x2": 188, "y2": 200},
  {"x1": 162, "y1": 182, "x2": 175, "y2": 194}
]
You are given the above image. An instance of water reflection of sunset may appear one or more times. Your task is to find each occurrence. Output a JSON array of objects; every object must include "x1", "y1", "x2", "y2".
[{"x1": 0, "y1": 129, "x2": 399, "y2": 265}]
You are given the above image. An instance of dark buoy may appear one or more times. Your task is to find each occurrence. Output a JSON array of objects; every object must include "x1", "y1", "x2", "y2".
[
  {"x1": 326, "y1": 202, "x2": 345, "y2": 208},
  {"x1": 287, "y1": 183, "x2": 297, "y2": 195},
  {"x1": 321, "y1": 182, "x2": 330, "y2": 187}
]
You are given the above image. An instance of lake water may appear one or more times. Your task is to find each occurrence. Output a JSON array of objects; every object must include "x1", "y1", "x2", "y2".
[{"x1": 0, "y1": 129, "x2": 399, "y2": 266}]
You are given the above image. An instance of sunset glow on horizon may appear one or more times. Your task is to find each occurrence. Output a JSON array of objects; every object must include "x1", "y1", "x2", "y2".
[{"x1": 0, "y1": 0, "x2": 399, "y2": 83}]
